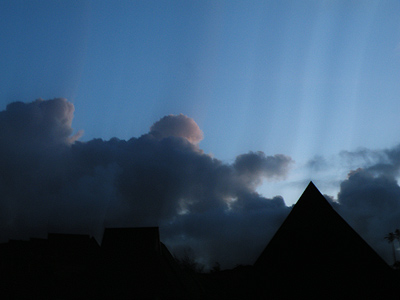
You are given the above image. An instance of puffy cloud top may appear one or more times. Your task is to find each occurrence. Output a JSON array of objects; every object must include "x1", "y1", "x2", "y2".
[
  {"x1": 149, "y1": 114, "x2": 203, "y2": 144},
  {"x1": 0, "y1": 98, "x2": 80, "y2": 146}
]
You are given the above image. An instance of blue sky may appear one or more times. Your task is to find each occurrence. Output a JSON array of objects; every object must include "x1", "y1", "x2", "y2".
[
  {"x1": 2, "y1": 1, "x2": 400, "y2": 162},
  {"x1": 2, "y1": 1, "x2": 400, "y2": 267}
]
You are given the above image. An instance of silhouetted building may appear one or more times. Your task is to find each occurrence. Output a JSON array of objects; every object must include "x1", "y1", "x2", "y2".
[
  {"x1": 100, "y1": 227, "x2": 203, "y2": 299},
  {"x1": 0, "y1": 184, "x2": 398, "y2": 299},
  {"x1": 0, "y1": 228, "x2": 203, "y2": 299},
  {"x1": 254, "y1": 182, "x2": 396, "y2": 299},
  {"x1": 0, "y1": 233, "x2": 100, "y2": 299}
]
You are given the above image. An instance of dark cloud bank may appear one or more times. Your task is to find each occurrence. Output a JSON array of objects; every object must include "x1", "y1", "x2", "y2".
[
  {"x1": 0, "y1": 98, "x2": 293, "y2": 268},
  {"x1": 2, "y1": 98, "x2": 400, "y2": 268}
]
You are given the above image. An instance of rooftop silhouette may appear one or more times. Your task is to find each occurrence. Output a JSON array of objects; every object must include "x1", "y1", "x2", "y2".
[
  {"x1": 0, "y1": 228, "x2": 203, "y2": 299},
  {"x1": 0, "y1": 182, "x2": 398, "y2": 299},
  {"x1": 254, "y1": 181, "x2": 395, "y2": 299}
]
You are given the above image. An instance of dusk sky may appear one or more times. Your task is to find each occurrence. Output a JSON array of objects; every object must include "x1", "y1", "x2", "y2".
[{"x1": 2, "y1": 0, "x2": 400, "y2": 269}]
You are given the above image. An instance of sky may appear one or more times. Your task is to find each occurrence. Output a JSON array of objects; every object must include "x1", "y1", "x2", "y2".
[{"x1": 1, "y1": 0, "x2": 400, "y2": 269}]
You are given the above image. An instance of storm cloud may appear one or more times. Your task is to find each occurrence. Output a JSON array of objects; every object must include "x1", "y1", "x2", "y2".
[
  {"x1": 334, "y1": 168, "x2": 400, "y2": 264},
  {"x1": 4, "y1": 98, "x2": 400, "y2": 268},
  {"x1": 310, "y1": 145, "x2": 400, "y2": 265},
  {"x1": 0, "y1": 98, "x2": 292, "y2": 268}
]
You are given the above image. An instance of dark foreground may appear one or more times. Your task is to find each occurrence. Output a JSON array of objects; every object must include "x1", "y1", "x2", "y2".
[
  {"x1": 1, "y1": 183, "x2": 398, "y2": 299},
  {"x1": 0, "y1": 229, "x2": 398, "y2": 299}
]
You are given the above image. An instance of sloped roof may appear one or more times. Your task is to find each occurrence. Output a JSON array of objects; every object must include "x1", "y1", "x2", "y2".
[{"x1": 254, "y1": 182, "x2": 394, "y2": 298}]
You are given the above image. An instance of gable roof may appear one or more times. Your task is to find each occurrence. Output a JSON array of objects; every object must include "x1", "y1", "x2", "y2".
[{"x1": 254, "y1": 182, "x2": 394, "y2": 298}]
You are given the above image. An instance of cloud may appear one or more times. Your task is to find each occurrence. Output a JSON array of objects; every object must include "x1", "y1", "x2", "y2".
[
  {"x1": 0, "y1": 99, "x2": 292, "y2": 269},
  {"x1": 335, "y1": 162, "x2": 400, "y2": 264},
  {"x1": 163, "y1": 195, "x2": 289, "y2": 268},
  {"x1": 338, "y1": 169, "x2": 400, "y2": 219},
  {"x1": 0, "y1": 98, "x2": 80, "y2": 148},
  {"x1": 339, "y1": 148, "x2": 391, "y2": 173},
  {"x1": 149, "y1": 113, "x2": 203, "y2": 144},
  {"x1": 234, "y1": 152, "x2": 293, "y2": 183},
  {"x1": 301, "y1": 145, "x2": 400, "y2": 265},
  {"x1": 6, "y1": 98, "x2": 400, "y2": 269}
]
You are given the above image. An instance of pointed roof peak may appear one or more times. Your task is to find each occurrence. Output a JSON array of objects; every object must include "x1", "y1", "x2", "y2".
[
  {"x1": 307, "y1": 180, "x2": 317, "y2": 188},
  {"x1": 304, "y1": 181, "x2": 320, "y2": 193},
  {"x1": 293, "y1": 181, "x2": 330, "y2": 210}
]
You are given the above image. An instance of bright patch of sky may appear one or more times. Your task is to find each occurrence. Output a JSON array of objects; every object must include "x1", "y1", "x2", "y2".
[{"x1": 1, "y1": 1, "x2": 400, "y2": 205}]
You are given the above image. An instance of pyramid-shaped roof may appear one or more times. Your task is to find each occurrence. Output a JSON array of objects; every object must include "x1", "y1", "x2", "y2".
[{"x1": 254, "y1": 182, "x2": 394, "y2": 298}]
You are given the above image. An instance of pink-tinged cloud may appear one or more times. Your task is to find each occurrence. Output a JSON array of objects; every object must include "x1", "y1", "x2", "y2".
[{"x1": 149, "y1": 114, "x2": 203, "y2": 144}]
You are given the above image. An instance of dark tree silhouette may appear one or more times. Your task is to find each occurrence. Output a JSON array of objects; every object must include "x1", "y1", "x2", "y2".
[
  {"x1": 385, "y1": 232, "x2": 397, "y2": 265},
  {"x1": 211, "y1": 261, "x2": 221, "y2": 273},
  {"x1": 394, "y1": 229, "x2": 400, "y2": 241},
  {"x1": 174, "y1": 247, "x2": 204, "y2": 274}
]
